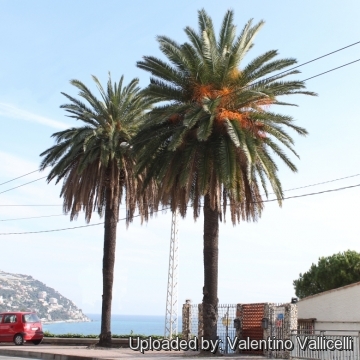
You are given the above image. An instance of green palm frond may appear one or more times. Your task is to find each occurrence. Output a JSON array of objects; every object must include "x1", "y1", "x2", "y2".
[
  {"x1": 40, "y1": 74, "x2": 158, "y2": 224},
  {"x1": 134, "y1": 9, "x2": 315, "y2": 223}
]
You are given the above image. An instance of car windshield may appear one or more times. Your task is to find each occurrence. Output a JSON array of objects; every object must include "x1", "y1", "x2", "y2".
[{"x1": 23, "y1": 314, "x2": 40, "y2": 323}]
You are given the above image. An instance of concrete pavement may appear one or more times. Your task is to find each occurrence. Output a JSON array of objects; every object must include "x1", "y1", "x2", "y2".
[
  {"x1": 0, "y1": 344, "x2": 265, "y2": 360},
  {"x1": 0, "y1": 356, "x2": 41, "y2": 360}
]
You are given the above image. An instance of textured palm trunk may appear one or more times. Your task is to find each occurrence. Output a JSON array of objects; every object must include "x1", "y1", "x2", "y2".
[
  {"x1": 202, "y1": 194, "x2": 219, "y2": 353},
  {"x1": 98, "y1": 184, "x2": 119, "y2": 347}
]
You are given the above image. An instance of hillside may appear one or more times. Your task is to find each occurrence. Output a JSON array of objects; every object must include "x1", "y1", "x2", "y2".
[{"x1": 0, "y1": 270, "x2": 90, "y2": 322}]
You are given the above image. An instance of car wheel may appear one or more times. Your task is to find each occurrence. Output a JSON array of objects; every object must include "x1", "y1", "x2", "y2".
[
  {"x1": 14, "y1": 334, "x2": 24, "y2": 346},
  {"x1": 32, "y1": 339, "x2": 42, "y2": 345}
]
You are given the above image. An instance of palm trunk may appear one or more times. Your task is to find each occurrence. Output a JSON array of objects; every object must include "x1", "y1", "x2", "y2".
[
  {"x1": 98, "y1": 184, "x2": 119, "y2": 347},
  {"x1": 202, "y1": 194, "x2": 219, "y2": 351}
]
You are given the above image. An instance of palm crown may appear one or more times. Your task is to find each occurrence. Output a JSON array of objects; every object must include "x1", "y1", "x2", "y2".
[
  {"x1": 134, "y1": 9, "x2": 316, "y2": 223},
  {"x1": 39, "y1": 74, "x2": 158, "y2": 347},
  {"x1": 40, "y1": 75, "x2": 156, "y2": 224}
]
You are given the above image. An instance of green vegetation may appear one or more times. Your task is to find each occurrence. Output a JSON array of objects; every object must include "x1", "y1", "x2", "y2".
[
  {"x1": 134, "y1": 9, "x2": 315, "y2": 344},
  {"x1": 39, "y1": 75, "x2": 157, "y2": 347},
  {"x1": 43, "y1": 331, "x2": 164, "y2": 339},
  {"x1": 293, "y1": 250, "x2": 360, "y2": 298},
  {"x1": 39, "y1": 7, "x2": 316, "y2": 346}
]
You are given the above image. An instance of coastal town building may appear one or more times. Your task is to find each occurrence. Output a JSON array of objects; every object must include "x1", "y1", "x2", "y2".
[
  {"x1": 0, "y1": 270, "x2": 90, "y2": 323},
  {"x1": 297, "y1": 281, "x2": 360, "y2": 332}
]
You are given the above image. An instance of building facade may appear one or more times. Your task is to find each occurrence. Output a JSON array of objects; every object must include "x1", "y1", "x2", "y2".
[{"x1": 297, "y1": 281, "x2": 360, "y2": 332}]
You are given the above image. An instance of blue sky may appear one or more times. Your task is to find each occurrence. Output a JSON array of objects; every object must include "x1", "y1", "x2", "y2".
[{"x1": 1, "y1": 0, "x2": 360, "y2": 317}]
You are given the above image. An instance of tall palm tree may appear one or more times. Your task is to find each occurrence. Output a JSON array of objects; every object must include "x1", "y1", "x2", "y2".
[
  {"x1": 40, "y1": 74, "x2": 157, "y2": 347},
  {"x1": 133, "y1": 9, "x2": 316, "y2": 346}
]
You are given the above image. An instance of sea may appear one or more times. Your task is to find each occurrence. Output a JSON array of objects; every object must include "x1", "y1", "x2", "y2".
[{"x1": 42, "y1": 314, "x2": 183, "y2": 336}]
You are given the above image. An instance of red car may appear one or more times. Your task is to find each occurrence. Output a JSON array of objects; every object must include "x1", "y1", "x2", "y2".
[{"x1": 0, "y1": 312, "x2": 43, "y2": 345}]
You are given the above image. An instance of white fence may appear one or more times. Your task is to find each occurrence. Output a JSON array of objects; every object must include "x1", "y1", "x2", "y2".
[{"x1": 291, "y1": 330, "x2": 360, "y2": 360}]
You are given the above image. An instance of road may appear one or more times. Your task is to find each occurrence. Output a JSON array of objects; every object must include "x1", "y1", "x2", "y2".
[{"x1": 0, "y1": 356, "x2": 40, "y2": 360}]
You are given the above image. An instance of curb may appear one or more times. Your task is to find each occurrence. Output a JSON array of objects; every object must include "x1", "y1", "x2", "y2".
[
  {"x1": 41, "y1": 338, "x2": 130, "y2": 347},
  {"x1": 0, "y1": 348, "x2": 104, "y2": 360}
]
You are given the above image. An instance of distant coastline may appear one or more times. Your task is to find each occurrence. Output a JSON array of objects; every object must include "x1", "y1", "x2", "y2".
[
  {"x1": 42, "y1": 314, "x2": 176, "y2": 336},
  {"x1": 0, "y1": 270, "x2": 90, "y2": 323}
]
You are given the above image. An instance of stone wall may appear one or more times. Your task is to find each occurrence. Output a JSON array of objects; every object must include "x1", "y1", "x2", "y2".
[{"x1": 182, "y1": 300, "x2": 192, "y2": 341}]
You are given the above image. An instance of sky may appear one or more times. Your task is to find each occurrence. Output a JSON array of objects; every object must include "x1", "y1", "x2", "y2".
[{"x1": 1, "y1": 0, "x2": 360, "y2": 318}]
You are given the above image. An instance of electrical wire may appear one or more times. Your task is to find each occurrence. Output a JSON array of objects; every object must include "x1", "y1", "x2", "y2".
[
  {"x1": 302, "y1": 59, "x2": 360, "y2": 82},
  {"x1": 0, "y1": 214, "x2": 64, "y2": 222},
  {"x1": 244, "y1": 40, "x2": 360, "y2": 85},
  {"x1": 1, "y1": 171, "x2": 360, "y2": 213},
  {"x1": 268, "y1": 173, "x2": 360, "y2": 195},
  {"x1": 0, "y1": 176, "x2": 47, "y2": 195},
  {"x1": 207, "y1": 57, "x2": 360, "y2": 102},
  {"x1": 0, "y1": 183, "x2": 359, "y2": 235},
  {"x1": 0, "y1": 207, "x2": 171, "y2": 235},
  {"x1": 2, "y1": 40, "x2": 359, "y2": 187},
  {"x1": 0, "y1": 169, "x2": 41, "y2": 186},
  {"x1": 261, "y1": 183, "x2": 360, "y2": 203},
  {"x1": 106, "y1": 56, "x2": 360, "y2": 148}
]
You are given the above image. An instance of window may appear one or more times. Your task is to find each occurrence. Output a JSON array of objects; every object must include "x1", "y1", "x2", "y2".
[
  {"x1": 4, "y1": 315, "x2": 17, "y2": 323},
  {"x1": 23, "y1": 314, "x2": 40, "y2": 323}
]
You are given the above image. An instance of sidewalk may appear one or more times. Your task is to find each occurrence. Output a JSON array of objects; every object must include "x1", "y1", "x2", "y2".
[{"x1": 0, "y1": 344, "x2": 265, "y2": 360}]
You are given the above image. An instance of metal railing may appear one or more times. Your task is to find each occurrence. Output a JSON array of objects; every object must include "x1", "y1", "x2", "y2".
[
  {"x1": 189, "y1": 303, "x2": 237, "y2": 354},
  {"x1": 189, "y1": 304, "x2": 198, "y2": 339},
  {"x1": 217, "y1": 304, "x2": 237, "y2": 354},
  {"x1": 291, "y1": 330, "x2": 360, "y2": 360}
]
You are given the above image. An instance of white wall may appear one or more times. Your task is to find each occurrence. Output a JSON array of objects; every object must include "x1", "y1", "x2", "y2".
[{"x1": 297, "y1": 282, "x2": 360, "y2": 332}]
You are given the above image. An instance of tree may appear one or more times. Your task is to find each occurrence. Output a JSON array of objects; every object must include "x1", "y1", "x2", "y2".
[
  {"x1": 40, "y1": 74, "x2": 157, "y2": 347},
  {"x1": 133, "y1": 9, "x2": 315, "y2": 346},
  {"x1": 294, "y1": 250, "x2": 360, "y2": 299}
]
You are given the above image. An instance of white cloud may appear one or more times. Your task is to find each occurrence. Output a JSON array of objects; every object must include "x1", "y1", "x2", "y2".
[
  {"x1": 0, "y1": 151, "x2": 39, "y2": 177},
  {"x1": 0, "y1": 103, "x2": 68, "y2": 130}
]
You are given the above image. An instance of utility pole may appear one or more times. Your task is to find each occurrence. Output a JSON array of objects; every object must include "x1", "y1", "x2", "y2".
[{"x1": 164, "y1": 210, "x2": 179, "y2": 338}]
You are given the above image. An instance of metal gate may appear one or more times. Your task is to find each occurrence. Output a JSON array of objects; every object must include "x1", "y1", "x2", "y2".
[
  {"x1": 240, "y1": 303, "x2": 266, "y2": 354},
  {"x1": 189, "y1": 303, "x2": 237, "y2": 354},
  {"x1": 184, "y1": 301, "x2": 296, "y2": 357},
  {"x1": 217, "y1": 304, "x2": 237, "y2": 354}
]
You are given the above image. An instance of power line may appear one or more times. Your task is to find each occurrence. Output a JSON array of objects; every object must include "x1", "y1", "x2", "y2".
[
  {"x1": 117, "y1": 56, "x2": 360, "y2": 148},
  {"x1": 0, "y1": 169, "x2": 41, "y2": 186},
  {"x1": 268, "y1": 173, "x2": 360, "y2": 195},
  {"x1": 261, "y1": 183, "x2": 360, "y2": 203},
  {"x1": 214, "y1": 56, "x2": 360, "y2": 101},
  {"x1": 2, "y1": 171, "x2": 359, "y2": 210},
  {"x1": 0, "y1": 221, "x2": 104, "y2": 235},
  {"x1": 0, "y1": 205, "x2": 62, "y2": 207},
  {"x1": 302, "y1": 58, "x2": 360, "y2": 81},
  {"x1": 0, "y1": 214, "x2": 64, "y2": 222},
  {"x1": 2, "y1": 40, "x2": 359, "y2": 187},
  {"x1": 1, "y1": 183, "x2": 359, "y2": 235},
  {"x1": 0, "y1": 208, "x2": 171, "y2": 235},
  {"x1": 0, "y1": 176, "x2": 47, "y2": 195},
  {"x1": 254, "y1": 40, "x2": 360, "y2": 83}
]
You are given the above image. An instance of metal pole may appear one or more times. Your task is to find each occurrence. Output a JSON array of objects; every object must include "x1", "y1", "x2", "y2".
[
  {"x1": 225, "y1": 306, "x2": 229, "y2": 354},
  {"x1": 164, "y1": 210, "x2": 179, "y2": 338}
]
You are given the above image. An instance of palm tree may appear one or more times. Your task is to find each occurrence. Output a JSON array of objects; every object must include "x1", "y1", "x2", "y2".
[
  {"x1": 39, "y1": 74, "x2": 157, "y2": 347},
  {"x1": 133, "y1": 9, "x2": 316, "y2": 346}
]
